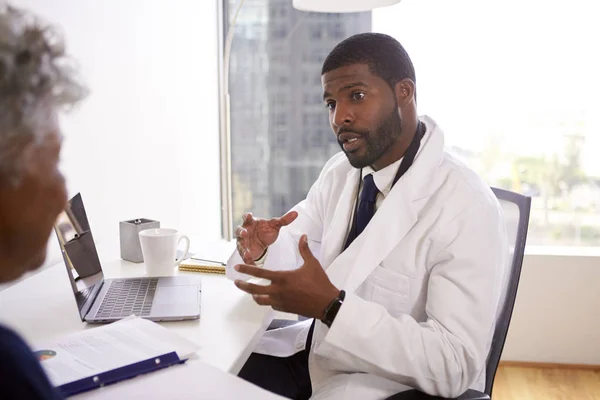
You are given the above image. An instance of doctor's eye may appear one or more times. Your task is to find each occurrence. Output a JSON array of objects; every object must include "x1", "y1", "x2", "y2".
[{"x1": 351, "y1": 92, "x2": 365, "y2": 101}]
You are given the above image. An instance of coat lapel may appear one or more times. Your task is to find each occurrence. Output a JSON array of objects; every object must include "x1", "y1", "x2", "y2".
[
  {"x1": 324, "y1": 116, "x2": 445, "y2": 293},
  {"x1": 320, "y1": 168, "x2": 360, "y2": 274},
  {"x1": 326, "y1": 177, "x2": 418, "y2": 292}
]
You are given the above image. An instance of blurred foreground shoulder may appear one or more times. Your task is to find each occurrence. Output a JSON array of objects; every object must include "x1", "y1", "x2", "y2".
[{"x1": 0, "y1": 324, "x2": 63, "y2": 400}]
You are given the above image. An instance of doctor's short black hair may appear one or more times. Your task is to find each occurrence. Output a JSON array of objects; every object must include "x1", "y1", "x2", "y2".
[{"x1": 321, "y1": 33, "x2": 416, "y2": 93}]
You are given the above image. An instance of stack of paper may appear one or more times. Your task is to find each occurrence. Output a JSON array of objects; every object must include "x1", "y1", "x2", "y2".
[{"x1": 35, "y1": 316, "x2": 287, "y2": 399}]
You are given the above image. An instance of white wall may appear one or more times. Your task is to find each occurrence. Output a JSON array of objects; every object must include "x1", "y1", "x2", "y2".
[
  {"x1": 12, "y1": 0, "x2": 223, "y2": 264},
  {"x1": 502, "y1": 253, "x2": 600, "y2": 365}
]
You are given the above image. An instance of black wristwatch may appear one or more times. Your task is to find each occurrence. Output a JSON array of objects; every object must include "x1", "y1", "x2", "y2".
[{"x1": 321, "y1": 290, "x2": 345, "y2": 328}]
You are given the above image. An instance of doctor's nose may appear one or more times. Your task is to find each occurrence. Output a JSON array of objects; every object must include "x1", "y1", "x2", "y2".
[{"x1": 332, "y1": 105, "x2": 355, "y2": 129}]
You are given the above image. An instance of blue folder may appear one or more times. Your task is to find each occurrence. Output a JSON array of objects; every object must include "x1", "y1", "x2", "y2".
[{"x1": 57, "y1": 351, "x2": 187, "y2": 397}]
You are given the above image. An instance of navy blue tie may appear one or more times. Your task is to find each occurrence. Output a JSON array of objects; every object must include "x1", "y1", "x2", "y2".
[{"x1": 343, "y1": 173, "x2": 380, "y2": 250}]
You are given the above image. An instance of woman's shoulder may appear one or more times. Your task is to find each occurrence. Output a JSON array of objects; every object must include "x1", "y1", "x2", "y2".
[{"x1": 0, "y1": 324, "x2": 63, "y2": 400}]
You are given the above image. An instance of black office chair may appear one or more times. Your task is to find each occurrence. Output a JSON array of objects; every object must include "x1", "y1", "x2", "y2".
[{"x1": 385, "y1": 187, "x2": 531, "y2": 400}]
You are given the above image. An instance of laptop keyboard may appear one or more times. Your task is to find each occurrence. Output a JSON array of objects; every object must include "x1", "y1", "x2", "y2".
[{"x1": 95, "y1": 278, "x2": 158, "y2": 319}]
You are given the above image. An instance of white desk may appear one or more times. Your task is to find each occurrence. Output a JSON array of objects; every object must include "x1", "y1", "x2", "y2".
[{"x1": 0, "y1": 257, "x2": 273, "y2": 376}]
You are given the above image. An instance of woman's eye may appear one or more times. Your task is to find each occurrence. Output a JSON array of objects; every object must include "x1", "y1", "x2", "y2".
[{"x1": 352, "y1": 92, "x2": 365, "y2": 100}]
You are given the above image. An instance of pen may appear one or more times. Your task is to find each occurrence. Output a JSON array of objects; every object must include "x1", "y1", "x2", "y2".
[{"x1": 190, "y1": 257, "x2": 226, "y2": 266}]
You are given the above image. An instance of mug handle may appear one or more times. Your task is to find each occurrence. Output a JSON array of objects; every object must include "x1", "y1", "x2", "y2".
[{"x1": 175, "y1": 235, "x2": 191, "y2": 266}]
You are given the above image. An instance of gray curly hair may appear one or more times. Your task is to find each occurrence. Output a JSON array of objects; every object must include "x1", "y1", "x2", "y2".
[{"x1": 0, "y1": 3, "x2": 87, "y2": 183}]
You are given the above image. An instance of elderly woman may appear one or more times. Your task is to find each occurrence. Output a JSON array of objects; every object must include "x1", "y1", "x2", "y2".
[{"x1": 0, "y1": 4, "x2": 86, "y2": 398}]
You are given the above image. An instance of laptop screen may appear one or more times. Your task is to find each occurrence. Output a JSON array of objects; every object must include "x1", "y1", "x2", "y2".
[{"x1": 54, "y1": 193, "x2": 104, "y2": 321}]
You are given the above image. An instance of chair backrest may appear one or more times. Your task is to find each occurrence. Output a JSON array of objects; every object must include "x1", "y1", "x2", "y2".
[{"x1": 485, "y1": 187, "x2": 531, "y2": 396}]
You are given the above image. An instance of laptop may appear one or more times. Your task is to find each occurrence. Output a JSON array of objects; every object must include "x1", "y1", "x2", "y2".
[{"x1": 54, "y1": 193, "x2": 202, "y2": 324}]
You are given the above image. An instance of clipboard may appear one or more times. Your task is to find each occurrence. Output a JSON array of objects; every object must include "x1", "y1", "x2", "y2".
[
  {"x1": 59, "y1": 352, "x2": 186, "y2": 397},
  {"x1": 34, "y1": 317, "x2": 199, "y2": 397}
]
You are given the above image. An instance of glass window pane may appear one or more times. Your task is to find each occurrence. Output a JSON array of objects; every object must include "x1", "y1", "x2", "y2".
[
  {"x1": 373, "y1": 0, "x2": 600, "y2": 247},
  {"x1": 227, "y1": 0, "x2": 600, "y2": 247},
  {"x1": 228, "y1": 0, "x2": 370, "y2": 225}
]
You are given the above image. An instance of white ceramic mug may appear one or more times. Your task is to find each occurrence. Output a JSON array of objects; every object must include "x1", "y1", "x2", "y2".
[{"x1": 139, "y1": 228, "x2": 190, "y2": 276}]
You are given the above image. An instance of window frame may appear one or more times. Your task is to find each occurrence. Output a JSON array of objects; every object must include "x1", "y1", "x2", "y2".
[{"x1": 218, "y1": 0, "x2": 233, "y2": 240}]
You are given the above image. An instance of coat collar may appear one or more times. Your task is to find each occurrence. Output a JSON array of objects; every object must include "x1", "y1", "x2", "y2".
[{"x1": 323, "y1": 115, "x2": 445, "y2": 292}]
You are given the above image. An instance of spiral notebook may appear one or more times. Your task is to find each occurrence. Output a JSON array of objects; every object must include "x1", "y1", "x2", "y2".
[{"x1": 179, "y1": 258, "x2": 226, "y2": 275}]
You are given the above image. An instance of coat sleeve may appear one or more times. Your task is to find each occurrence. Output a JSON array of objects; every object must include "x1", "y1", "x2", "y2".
[{"x1": 313, "y1": 196, "x2": 508, "y2": 397}]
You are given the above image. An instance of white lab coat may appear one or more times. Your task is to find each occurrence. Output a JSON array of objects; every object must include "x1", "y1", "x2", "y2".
[{"x1": 227, "y1": 116, "x2": 508, "y2": 399}]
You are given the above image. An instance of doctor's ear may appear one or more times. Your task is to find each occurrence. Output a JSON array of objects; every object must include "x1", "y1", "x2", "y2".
[{"x1": 394, "y1": 79, "x2": 415, "y2": 107}]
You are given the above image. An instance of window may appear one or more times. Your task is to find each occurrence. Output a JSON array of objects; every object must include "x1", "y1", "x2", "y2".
[
  {"x1": 271, "y1": 24, "x2": 287, "y2": 38},
  {"x1": 274, "y1": 112, "x2": 286, "y2": 127},
  {"x1": 329, "y1": 23, "x2": 343, "y2": 38},
  {"x1": 311, "y1": 24, "x2": 322, "y2": 40},
  {"x1": 227, "y1": 0, "x2": 369, "y2": 224},
  {"x1": 226, "y1": 0, "x2": 600, "y2": 248},
  {"x1": 372, "y1": 0, "x2": 600, "y2": 247}
]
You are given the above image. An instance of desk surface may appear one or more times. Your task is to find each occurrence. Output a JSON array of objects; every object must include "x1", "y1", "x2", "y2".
[{"x1": 0, "y1": 257, "x2": 273, "y2": 375}]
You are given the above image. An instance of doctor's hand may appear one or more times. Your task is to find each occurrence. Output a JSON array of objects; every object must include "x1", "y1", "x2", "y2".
[
  {"x1": 234, "y1": 234, "x2": 340, "y2": 319},
  {"x1": 235, "y1": 211, "x2": 298, "y2": 262}
]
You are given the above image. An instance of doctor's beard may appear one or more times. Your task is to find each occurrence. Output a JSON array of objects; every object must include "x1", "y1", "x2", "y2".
[{"x1": 338, "y1": 107, "x2": 403, "y2": 169}]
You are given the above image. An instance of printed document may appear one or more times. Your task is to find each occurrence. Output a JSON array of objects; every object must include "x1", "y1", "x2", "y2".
[{"x1": 33, "y1": 317, "x2": 198, "y2": 387}]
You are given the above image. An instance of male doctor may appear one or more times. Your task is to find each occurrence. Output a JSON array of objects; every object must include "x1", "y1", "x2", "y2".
[{"x1": 227, "y1": 33, "x2": 508, "y2": 400}]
